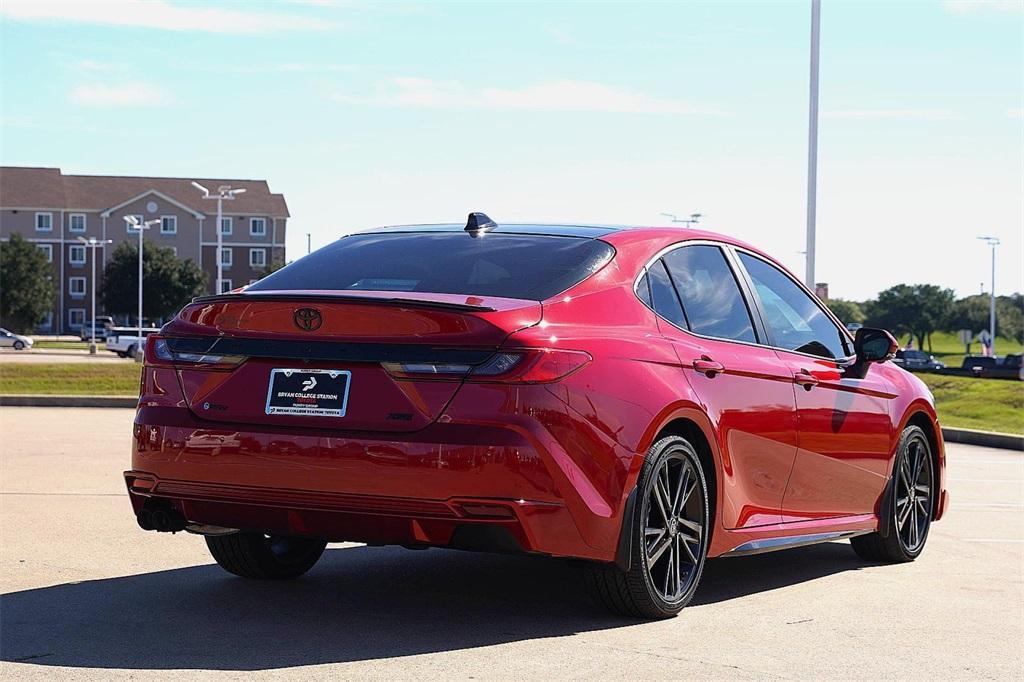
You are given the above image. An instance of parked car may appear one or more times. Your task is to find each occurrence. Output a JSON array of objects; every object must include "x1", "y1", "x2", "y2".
[
  {"x1": 980, "y1": 353, "x2": 1023, "y2": 381},
  {"x1": 78, "y1": 316, "x2": 115, "y2": 341},
  {"x1": 0, "y1": 327, "x2": 33, "y2": 350},
  {"x1": 892, "y1": 349, "x2": 945, "y2": 371},
  {"x1": 960, "y1": 355, "x2": 997, "y2": 377},
  {"x1": 105, "y1": 327, "x2": 161, "y2": 358},
  {"x1": 125, "y1": 216, "x2": 947, "y2": 618}
]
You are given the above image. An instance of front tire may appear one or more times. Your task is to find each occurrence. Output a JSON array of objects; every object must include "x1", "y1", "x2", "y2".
[
  {"x1": 585, "y1": 435, "x2": 710, "y2": 619},
  {"x1": 206, "y1": 532, "x2": 326, "y2": 579},
  {"x1": 851, "y1": 425, "x2": 934, "y2": 563},
  {"x1": 12, "y1": 341, "x2": 24, "y2": 350}
]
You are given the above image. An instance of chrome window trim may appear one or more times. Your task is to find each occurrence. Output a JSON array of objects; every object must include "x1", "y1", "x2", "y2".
[{"x1": 632, "y1": 238, "x2": 855, "y2": 366}]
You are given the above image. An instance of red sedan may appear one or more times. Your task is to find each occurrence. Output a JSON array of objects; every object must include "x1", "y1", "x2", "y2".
[{"x1": 126, "y1": 215, "x2": 947, "y2": 618}]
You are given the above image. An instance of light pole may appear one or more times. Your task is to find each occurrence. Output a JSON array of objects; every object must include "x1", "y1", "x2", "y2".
[
  {"x1": 124, "y1": 216, "x2": 159, "y2": 361},
  {"x1": 977, "y1": 236, "x2": 1000, "y2": 356},
  {"x1": 307, "y1": 232, "x2": 312, "y2": 255},
  {"x1": 660, "y1": 212, "x2": 703, "y2": 228},
  {"x1": 192, "y1": 182, "x2": 246, "y2": 294},
  {"x1": 805, "y1": 0, "x2": 821, "y2": 288},
  {"x1": 77, "y1": 236, "x2": 112, "y2": 354}
]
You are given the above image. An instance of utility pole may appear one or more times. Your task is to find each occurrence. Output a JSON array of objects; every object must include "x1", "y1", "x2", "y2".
[
  {"x1": 977, "y1": 236, "x2": 1000, "y2": 356},
  {"x1": 123, "y1": 216, "x2": 159, "y2": 361},
  {"x1": 805, "y1": 0, "x2": 821, "y2": 287},
  {"x1": 77, "y1": 236, "x2": 112, "y2": 354},
  {"x1": 192, "y1": 182, "x2": 247, "y2": 294}
]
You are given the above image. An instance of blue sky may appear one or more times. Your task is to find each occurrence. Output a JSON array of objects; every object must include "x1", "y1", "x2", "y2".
[{"x1": 1, "y1": 0, "x2": 1021, "y2": 300}]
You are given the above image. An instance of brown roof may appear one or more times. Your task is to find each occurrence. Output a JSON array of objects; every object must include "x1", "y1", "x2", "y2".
[
  {"x1": 0, "y1": 167, "x2": 289, "y2": 218},
  {"x1": 0, "y1": 167, "x2": 66, "y2": 208}
]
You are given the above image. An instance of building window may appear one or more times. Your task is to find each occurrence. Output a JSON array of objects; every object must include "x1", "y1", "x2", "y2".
[
  {"x1": 69, "y1": 245, "x2": 86, "y2": 265},
  {"x1": 250, "y1": 218, "x2": 267, "y2": 237},
  {"x1": 125, "y1": 214, "x2": 144, "y2": 233},
  {"x1": 219, "y1": 247, "x2": 232, "y2": 266},
  {"x1": 69, "y1": 213, "x2": 87, "y2": 232},
  {"x1": 219, "y1": 279, "x2": 233, "y2": 293},
  {"x1": 68, "y1": 308, "x2": 86, "y2": 329},
  {"x1": 219, "y1": 217, "x2": 233, "y2": 235},
  {"x1": 38, "y1": 312, "x2": 53, "y2": 331},
  {"x1": 160, "y1": 215, "x2": 177, "y2": 234},
  {"x1": 69, "y1": 277, "x2": 87, "y2": 298},
  {"x1": 37, "y1": 243, "x2": 53, "y2": 263},
  {"x1": 35, "y1": 212, "x2": 53, "y2": 232},
  {"x1": 249, "y1": 248, "x2": 266, "y2": 267}
]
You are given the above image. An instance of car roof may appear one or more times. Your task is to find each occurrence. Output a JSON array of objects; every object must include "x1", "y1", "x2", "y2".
[{"x1": 361, "y1": 223, "x2": 628, "y2": 238}]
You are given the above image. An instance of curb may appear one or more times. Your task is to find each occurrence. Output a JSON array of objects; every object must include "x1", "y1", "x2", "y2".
[
  {"x1": 0, "y1": 395, "x2": 137, "y2": 408},
  {"x1": 942, "y1": 427, "x2": 1023, "y2": 452}
]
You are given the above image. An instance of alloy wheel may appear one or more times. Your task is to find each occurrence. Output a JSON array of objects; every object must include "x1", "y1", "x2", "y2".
[
  {"x1": 643, "y1": 451, "x2": 706, "y2": 603},
  {"x1": 895, "y1": 435, "x2": 932, "y2": 553}
]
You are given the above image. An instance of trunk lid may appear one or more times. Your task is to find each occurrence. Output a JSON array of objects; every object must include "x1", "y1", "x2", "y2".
[{"x1": 162, "y1": 291, "x2": 541, "y2": 432}]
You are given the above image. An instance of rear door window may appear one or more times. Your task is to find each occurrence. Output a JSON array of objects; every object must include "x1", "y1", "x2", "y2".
[
  {"x1": 662, "y1": 245, "x2": 757, "y2": 344},
  {"x1": 248, "y1": 232, "x2": 614, "y2": 301}
]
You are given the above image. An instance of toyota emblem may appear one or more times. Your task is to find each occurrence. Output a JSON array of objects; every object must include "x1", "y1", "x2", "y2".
[{"x1": 293, "y1": 307, "x2": 323, "y2": 332}]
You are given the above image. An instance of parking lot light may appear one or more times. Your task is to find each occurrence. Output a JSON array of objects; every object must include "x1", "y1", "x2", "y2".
[
  {"x1": 77, "y1": 236, "x2": 113, "y2": 354},
  {"x1": 977, "y1": 236, "x2": 1001, "y2": 356},
  {"x1": 192, "y1": 181, "x2": 247, "y2": 294},
  {"x1": 123, "y1": 216, "x2": 159, "y2": 362}
]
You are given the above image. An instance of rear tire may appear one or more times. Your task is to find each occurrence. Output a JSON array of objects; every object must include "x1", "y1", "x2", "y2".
[
  {"x1": 585, "y1": 435, "x2": 710, "y2": 619},
  {"x1": 206, "y1": 532, "x2": 326, "y2": 579},
  {"x1": 851, "y1": 425, "x2": 934, "y2": 563}
]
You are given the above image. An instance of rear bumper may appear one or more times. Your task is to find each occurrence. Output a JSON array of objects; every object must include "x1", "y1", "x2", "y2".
[{"x1": 127, "y1": 401, "x2": 627, "y2": 561}]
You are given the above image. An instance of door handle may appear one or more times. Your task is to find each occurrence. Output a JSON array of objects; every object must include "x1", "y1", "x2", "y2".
[
  {"x1": 692, "y1": 356, "x2": 725, "y2": 377},
  {"x1": 794, "y1": 370, "x2": 819, "y2": 390}
]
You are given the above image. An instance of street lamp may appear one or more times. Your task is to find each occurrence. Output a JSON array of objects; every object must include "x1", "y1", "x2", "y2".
[
  {"x1": 192, "y1": 181, "x2": 247, "y2": 294},
  {"x1": 977, "y1": 236, "x2": 1001, "y2": 356},
  {"x1": 805, "y1": 0, "x2": 822, "y2": 288},
  {"x1": 123, "y1": 215, "x2": 159, "y2": 361},
  {"x1": 77, "y1": 236, "x2": 112, "y2": 355},
  {"x1": 661, "y1": 212, "x2": 703, "y2": 228}
]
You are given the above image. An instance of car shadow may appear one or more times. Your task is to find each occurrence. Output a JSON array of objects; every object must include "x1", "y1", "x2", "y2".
[{"x1": 1, "y1": 542, "x2": 867, "y2": 671}]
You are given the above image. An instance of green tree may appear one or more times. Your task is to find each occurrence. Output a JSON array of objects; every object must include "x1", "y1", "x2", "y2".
[
  {"x1": 865, "y1": 284, "x2": 954, "y2": 352},
  {"x1": 825, "y1": 298, "x2": 865, "y2": 326},
  {"x1": 101, "y1": 241, "x2": 207, "y2": 322},
  {"x1": 947, "y1": 294, "x2": 1024, "y2": 343},
  {"x1": 0, "y1": 233, "x2": 55, "y2": 333}
]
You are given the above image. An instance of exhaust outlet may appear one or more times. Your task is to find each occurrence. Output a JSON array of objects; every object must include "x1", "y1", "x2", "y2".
[
  {"x1": 136, "y1": 509, "x2": 154, "y2": 531},
  {"x1": 151, "y1": 510, "x2": 171, "y2": 532}
]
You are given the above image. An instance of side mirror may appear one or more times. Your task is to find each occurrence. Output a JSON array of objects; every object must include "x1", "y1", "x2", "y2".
[{"x1": 854, "y1": 327, "x2": 898, "y2": 363}]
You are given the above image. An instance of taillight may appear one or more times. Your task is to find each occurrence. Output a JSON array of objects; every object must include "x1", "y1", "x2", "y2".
[
  {"x1": 383, "y1": 349, "x2": 590, "y2": 384},
  {"x1": 145, "y1": 335, "x2": 245, "y2": 369}
]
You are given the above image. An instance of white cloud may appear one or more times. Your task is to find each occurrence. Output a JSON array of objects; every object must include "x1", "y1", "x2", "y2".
[
  {"x1": 942, "y1": 0, "x2": 1023, "y2": 13},
  {"x1": 1, "y1": 0, "x2": 333, "y2": 34},
  {"x1": 69, "y1": 82, "x2": 171, "y2": 107},
  {"x1": 1008, "y1": 108, "x2": 1024, "y2": 119},
  {"x1": 823, "y1": 108, "x2": 957, "y2": 121},
  {"x1": 215, "y1": 62, "x2": 357, "y2": 74},
  {"x1": 332, "y1": 78, "x2": 721, "y2": 115}
]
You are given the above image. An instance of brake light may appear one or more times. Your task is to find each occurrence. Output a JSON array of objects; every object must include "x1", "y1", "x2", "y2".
[
  {"x1": 145, "y1": 335, "x2": 244, "y2": 369},
  {"x1": 382, "y1": 349, "x2": 590, "y2": 384}
]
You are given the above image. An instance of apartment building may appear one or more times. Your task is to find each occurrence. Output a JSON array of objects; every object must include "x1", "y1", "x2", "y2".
[{"x1": 0, "y1": 167, "x2": 289, "y2": 333}]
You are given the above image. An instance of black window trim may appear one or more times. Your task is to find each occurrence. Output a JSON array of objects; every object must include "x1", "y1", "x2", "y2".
[
  {"x1": 632, "y1": 240, "x2": 766, "y2": 347},
  {"x1": 632, "y1": 239, "x2": 855, "y2": 364},
  {"x1": 729, "y1": 246, "x2": 855, "y2": 363}
]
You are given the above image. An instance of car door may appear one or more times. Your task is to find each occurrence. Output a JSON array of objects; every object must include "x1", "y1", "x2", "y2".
[
  {"x1": 638, "y1": 244, "x2": 799, "y2": 529},
  {"x1": 733, "y1": 250, "x2": 895, "y2": 519}
]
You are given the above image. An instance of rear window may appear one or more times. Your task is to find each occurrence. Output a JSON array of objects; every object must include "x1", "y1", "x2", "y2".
[{"x1": 248, "y1": 232, "x2": 614, "y2": 300}]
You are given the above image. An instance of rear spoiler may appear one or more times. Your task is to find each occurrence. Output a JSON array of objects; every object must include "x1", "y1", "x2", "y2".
[{"x1": 189, "y1": 292, "x2": 497, "y2": 313}]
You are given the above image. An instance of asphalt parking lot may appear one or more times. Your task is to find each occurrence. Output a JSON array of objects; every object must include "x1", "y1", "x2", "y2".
[{"x1": 1, "y1": 407, "x2": 1021, "y2": 680}]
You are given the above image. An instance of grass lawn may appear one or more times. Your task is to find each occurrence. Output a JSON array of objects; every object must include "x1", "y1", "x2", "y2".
[
  {"x1": 919, "y1": 373, "x2": 1023, "y2": 435},
  {"x1": 0, "y1": 363, "x2": 142, "y2": 396},
  {"x1": 33, "y1": 340, "x2": 92, "y2": 350},
  {"x1": 909, "y1": 330, "x2": 1023, "y2": 369}
]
